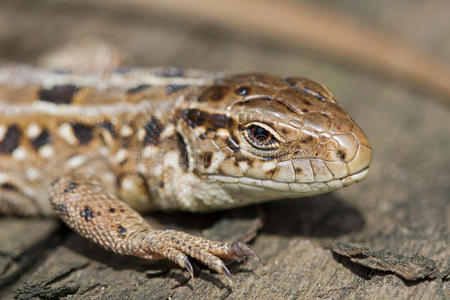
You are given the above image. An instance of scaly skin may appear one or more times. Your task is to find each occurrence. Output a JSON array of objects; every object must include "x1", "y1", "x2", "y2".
[{"x1": 0, "y1": 65, "x2": 372, "y2": 280}]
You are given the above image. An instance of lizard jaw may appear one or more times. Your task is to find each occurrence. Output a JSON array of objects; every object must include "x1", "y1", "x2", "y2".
[{"x1": 206, "y1": 166, "x2": 369, "y2": 197}]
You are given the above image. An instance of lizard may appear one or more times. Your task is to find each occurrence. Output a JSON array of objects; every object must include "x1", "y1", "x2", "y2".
[{"x1": 0, "y1": 64, "x2": 372, "y2": 281}]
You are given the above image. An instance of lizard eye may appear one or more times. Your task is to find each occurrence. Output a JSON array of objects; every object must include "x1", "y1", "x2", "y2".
[{"x1": 243, "y1": 123, "x2": 280, "y2": 150}]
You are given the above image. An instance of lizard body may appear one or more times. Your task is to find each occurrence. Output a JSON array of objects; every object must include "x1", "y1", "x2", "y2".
[{"x1": 0, "y1": 64, "x2": 371, "y2": 279}]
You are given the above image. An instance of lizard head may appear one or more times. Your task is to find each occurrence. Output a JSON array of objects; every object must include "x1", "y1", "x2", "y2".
[{"x1": 179, "y1": 73, "x2": 372, "y2": 207}]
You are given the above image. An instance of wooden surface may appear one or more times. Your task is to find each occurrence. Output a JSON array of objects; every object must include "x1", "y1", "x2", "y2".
[{"x1": 0, "y1": 0, "x2": 448, "y2": 299}]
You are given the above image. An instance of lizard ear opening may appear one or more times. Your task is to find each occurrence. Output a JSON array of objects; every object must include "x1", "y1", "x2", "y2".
[{"x1": 176, "y1": 132, "x2": 190, "y2": 171}]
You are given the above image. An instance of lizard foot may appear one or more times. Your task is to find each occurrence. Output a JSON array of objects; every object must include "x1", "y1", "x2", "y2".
[
  {"x1": 147, "y1": 230, "x2": 257, "y2": 281},
  {"x1": 49, "y1": 174, "x2": 256, "y2": 282}
]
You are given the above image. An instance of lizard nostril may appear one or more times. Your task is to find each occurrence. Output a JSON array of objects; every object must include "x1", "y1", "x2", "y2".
[
  {"x1": 337, "y1": 149, "x2": 346, "y2": 161},
  {"x1": 333, "y1": 134, "x2": 358, "y2": 162},
  {"x1": 347, "y1": 145, "x2": 372, "y2": 175}
]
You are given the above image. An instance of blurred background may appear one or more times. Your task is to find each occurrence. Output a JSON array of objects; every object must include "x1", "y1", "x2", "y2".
[{"x1": 0, "y1": 0, "x2": 448, "y2": 299}]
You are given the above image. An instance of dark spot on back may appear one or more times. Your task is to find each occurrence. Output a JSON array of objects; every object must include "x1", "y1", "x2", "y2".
[
  {"x1": 118, "y1": 225, "x2": 127, "y2": 237},
  {"x1": 143, "y1": 117, "x2": 163, "y2": 146},
  {"x1": 181, "y1": 109, "x2": 230, "y2": 130},
  {"x1": 109, "y1": 208, "x2": 116, "y2": 213},
  {"x1": 127, "y1": 84, "x2": 150, "y2": 94},
  {"x1": 176, "y1": 133, "x2": 189, "y2": 171},
  {"x1": 155, "y1": 67, "x2": 184, "y2": 77},
  {"x1": 0, "y1": 125, "x2": 21, "y2": 154},
  {"x1": 39, "y1": 84, "x2": 79, "y2": 104},
  {"x1": 199, "y1": 133, "x2": 207, "y2": 140},
  {"x1": 64, "y1": 181, "x2": 78, "y2": 193},
  {"x1": 199, "y1": 85, "x2": 229, "y2": 102},
  {"x1": 301, "y1": 108, "x2": 309, "y2": 113},
  {"x1": 166, "y1": 84, "x2": 188, "y2": 95},
  {"x1": 80, "y1": 205, "x2": 95, "y2": 222},
  {"x1": 98, "y1": 121, "x2": 118, "y2": 138},
  {"x1": 1, "y1": 182, "x2": 18, "y2": 191},
  {"x1": 226, "y1": 136, "x2": 240, "y2": 153},
  {"x1": 303, "y1": 99, "x2": 311, "y2": 106},
  {"x1": 30, "y1": 129, "x2": 51, "y2": 150},
  {"x1": 337, "y1": 149, "x2": 346, "y2": 161},
  {"x1": 71, "y1": 122, "x2": 94, "y2": 145}
]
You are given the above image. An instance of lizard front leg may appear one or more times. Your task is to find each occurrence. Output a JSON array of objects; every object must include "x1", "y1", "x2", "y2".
[{"x1": 49, "y1": 174, "x2": 256, "y2": 280}]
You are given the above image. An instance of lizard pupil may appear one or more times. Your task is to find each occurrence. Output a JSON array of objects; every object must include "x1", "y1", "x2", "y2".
[{"x1": 249, "y1": 125, "x2": 271, "y2": 144}]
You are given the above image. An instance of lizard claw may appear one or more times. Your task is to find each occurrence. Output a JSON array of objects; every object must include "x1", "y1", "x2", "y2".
[
  {"x1": 181, "y1": 256, "x2": 194, "y2": 279},
  {"x1": 220, "y1": 264, "x2": 234, "y2": 286},
  {"x1": 220, "y1": 264, "x2": 232, "y2": 279}
]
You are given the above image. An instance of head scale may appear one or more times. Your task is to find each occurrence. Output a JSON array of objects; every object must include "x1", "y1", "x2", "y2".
[{"x1": 178, "y1": 73, "x2": 372, "y2": 208}]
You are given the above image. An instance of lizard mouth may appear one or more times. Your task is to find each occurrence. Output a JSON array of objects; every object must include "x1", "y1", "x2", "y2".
[{"x1": 206, "y1": 167, "x2": 370, "y2": 195}]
